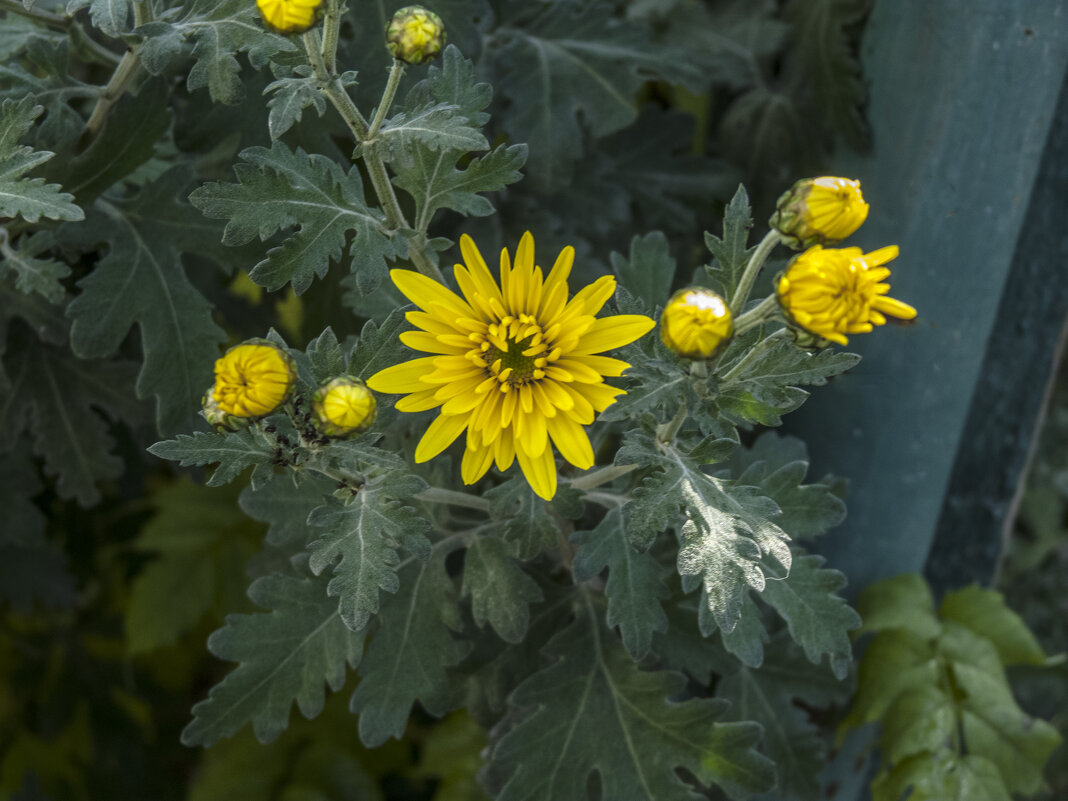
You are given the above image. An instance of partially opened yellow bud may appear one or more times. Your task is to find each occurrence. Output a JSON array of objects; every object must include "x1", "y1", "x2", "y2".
[
  {"x1": 201, "y1": 387, "x2": 251, "y2": 432},
  {"x1": 660, "y1": 288, "x2": 733, "y2": 360},
  {"x1": 386, "y1": 5, "x2": 446, "y2": 65},
  {"x1": 212, "y1": 340, "x2": 296, "y2": 418},
  {"x1": 776, "y1": 245, "x2": 917, "y2": 347},
  {"x1": 770, "y1": 177, "x2": 869, "y2": 249},
  {"x1": 312, "y1": 376, "x2": 377, "y2": 438},
  {"x1": 256, "y1": 0, "x2": 325, "y2": 35}
]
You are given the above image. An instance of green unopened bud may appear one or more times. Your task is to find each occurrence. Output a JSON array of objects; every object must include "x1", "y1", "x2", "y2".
[
  {"x1": 769, "y1": 177, "x2": 869, "y2": 250},
  {"x1": 386, "y1": 6, "x2": 446, "y2": 65},
  {"x1": 312, "y1": 376, "x2": 377, "y2": 438},
  {"x1": 201, "y1": 387, "x2": 251, "y2": 432}
]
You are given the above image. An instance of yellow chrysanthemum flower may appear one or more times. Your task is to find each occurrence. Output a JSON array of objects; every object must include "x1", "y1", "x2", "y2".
[
  {"x1": 312, "y1": 376, "x2": 377, "y2": 438},
  {"x1": 367, "y1": 233, "x2": 656, "y2": 499},
  {"x1": 776, "y1": 245, "x2": 918, "y2": 346},
  {"x1": 386, "y1": 5, "x2": 446, "y2": 65},
  {"x1": 660, "y1": 288, "x2": 733, "y2": 360},
  {"x1": 770, "y1": 177, "x2": 870, "y2": 248},
  {"x1": 256, "y1": 0, "x2": 324, "y2": 35},
  {"x1": 213, "y1": 341, "x2": 296, "y2": 418}
]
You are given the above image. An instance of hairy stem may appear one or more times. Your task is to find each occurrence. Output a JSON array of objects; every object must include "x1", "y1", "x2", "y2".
[
  {"x1": 657, "y1": 400, "x2": 688, "y2": 445},
  {"x1": 367, "y1": 59, "x2": 404, "y2": 140},
  {"x1": 415, "y1": 486, "x2": 491, "y2": 512},
  {"x1": 732, "y1": 294, "x2": 780, "y2": 337},
  {"x1": 718, "y1": 327, "x2": 788, "y2": 384},
  {"x1": 729, "y1": 229, "x2": 782, "y2": 314},
  {"x1": 83, "y1": 46, "x2": 142, "y2": 137},
  {"x1": 320, "y1": 0, "x2": 342, "y2": 75},
  {"x1": 0, "y1": 0, "x2": 67, "y2": 26},
  {"x1": 569, "y1": 463, "x2": 638, "y2": 491}
]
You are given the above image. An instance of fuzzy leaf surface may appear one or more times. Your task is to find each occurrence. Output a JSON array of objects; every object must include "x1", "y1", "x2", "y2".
[
  {"x1": 368, "y1": 102, "x2": 488, "y2": 166},
  {"x1": 0, "y1": 231, "x2": 69, "y2": 303},
  {"x1": 462, "y1": 535, "x2": 545, "y2": 644},
  {"x1": 190, "y1": 141, "x2": 393, "y2": 295},
  {"x1": 148, "y1": 428, "x2": 277, "y2": 490},
  {"x1": 263, "y1": 65, "x2": 327, "y2": 141},
  {"x1": 182, "y1": 573, "x2": 366, "y2": 747},
  {"x1": 0, "y1": 96, "x2": 82, "y2": 223},
  {"x1": 482, "y1": 596, "x2": 775, "y2": 801},
  {"x1": 485, "y1": 475, "x2": 559, "y2": 560}
]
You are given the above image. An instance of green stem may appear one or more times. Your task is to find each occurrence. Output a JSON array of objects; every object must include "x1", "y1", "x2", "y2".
[
  {"x1": 569, "y1": 463, "x2": 638, "y2": 491},
  {"x1": 415, "y1": 486, "x2": 491, "y2": 512},
  {"x1": 732, "y1": 294, "x2": 780, "y2": 337},
  {"x1": 367, "y1": 59, "x2": 404, "y2": 140},
  {"x1": 657, "y1": 400, "x2": 688, "y2": 445},
  {"x1": 70, "y1": 23, "x2": 123, "y2": 65},
  {"x1": 320, "y1": 0, "x2": 342, "y2": 76},
  {"x1": 83, "y1": 45, "x2": 143, "y2": 137},
  {"x1": 729, "y1": 229, "x2": 782, "y2": 314},
  {"x1": 718, "y1": 328, "x2": 788, "y2": 384},
  {"x1": 0, "y1": 0, "x2": 67, "y2": 27}
]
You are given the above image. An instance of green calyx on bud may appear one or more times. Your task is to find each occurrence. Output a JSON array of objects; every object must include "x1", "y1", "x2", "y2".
[
  {"x1": 312, "y1": 376, "x2": 377, "y2": 438},
  {"x1": 201, "y1": 387, "x2": 252, "y2": 432},
  {"x1": 386, "y1": 5, "x2": 446, "y2": 65}
]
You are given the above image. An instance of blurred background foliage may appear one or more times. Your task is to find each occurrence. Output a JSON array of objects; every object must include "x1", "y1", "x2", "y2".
[{"x1": 1, "y1": 0, "x2": 1061, "y2": 798}]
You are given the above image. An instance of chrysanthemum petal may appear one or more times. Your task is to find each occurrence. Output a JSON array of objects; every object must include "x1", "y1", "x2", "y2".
[
  {"x1": 563, "y1": 275, "x2": 616, "y2": 318},
  {"x1": 517, "y1": 443, "x2": 557, "y2": 500},
  {"x1": 391, "y1": 269, "x2": 475, "y2": 319},
  {"x1": 571, "y1": 381, "x2": 626, "y2": 413},
  {"x1": 553, "y1": 358, "x2": 606, "y2": 384},
  {"x1": 566, "y1": 355, "x2": 630, "y2": 378},
  {"x1": 415, "y1": 412, "x2": 470, "y2": 462},
  {"x1": 367, "y1": 357, "x2": 439, "y2": 393},
  {"x1": 461, "y1": 443, "x2": 494, "y2": 485},
  {"x1": 495, "y1": 428, "x2": 516, "y2": 471},
  {"x1": 872, "y1": 295, "x2": 918, "y2": 320},
  {"x1": 517, "y1": 408, "x2": 548, "y2": 457},
  {"x1": 395, "y1": 388, "x2": 443, "y2": 412},
  {"x1": 571, "y1": 315, "x2": 656, "y2": 355},
  {"x1": 547, "y1": 414, "x2": 594, "y2": 471},
  {"x1": 560, "y1": 384, "x2": 595, "y2": 424},
  {"x1": 400, "y1": 330, "x2": 467, "y2": 354}
]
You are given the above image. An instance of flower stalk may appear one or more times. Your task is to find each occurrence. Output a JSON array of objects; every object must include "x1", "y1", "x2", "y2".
[
  {"x1": 731, "y1": 294, "x2": 780, "y2": 337},
  {"x1": 729, "y1": 229, "x2": 782, "y2": 314},
  {"x1": 367, "y1": 59, "x2": 405, "y2": 141}
]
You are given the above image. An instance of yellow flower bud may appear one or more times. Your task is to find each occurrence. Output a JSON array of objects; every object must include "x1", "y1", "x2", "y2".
[
  {"x1": 776, "y1": 245, "x2": 918, "y2": 347},
  {"x1": 770, "y1": 177, "x2": 869, "y2": 249},
  {"x1": 659, "y1": 288, "x2": 733, "y2": 360},
  {"x1": 386, "y1": 5, "x2": 446, "y2": 65},
  {"x1": 312, "y1": 376, "x2": 377, "y2": 438},
  {"x1": 201, "y1": 387, "x2": 251, "y2": 432},
  {"x1": 212, "y1": 339, "x2": 297, "y2": 418},
  {"x1": 256, "y1": 0, "x2": 325, "y2": 34}
]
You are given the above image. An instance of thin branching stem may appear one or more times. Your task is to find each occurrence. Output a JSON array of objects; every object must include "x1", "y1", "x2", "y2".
[
  {"x1": 83, "y1": 0, "x2": 155, "y2": 137},
  {"x1": 718, "y1": 327, "x2": 788, "y2": 384},
  {"x1": 367, "y1": 59, "x2": 404, "y2": 140},
  {"x1": 1, "y1": 0, "x2": 67, "y2": 27},
  {"x1": 657, "y1": 400, "x2": 688, "y2": 445},
  {"x1": 569, "y1": 463, "x2": 638, "y2": 491},
  {"x1": 729, "y1": 229, "x2": 782, "y2": 314},
  {"x1": 415, "y1": 487, "x2": 491, "y2": 512},
  {"x1": 732, "y1": 294, "x2": 780, "y2": 337},
  {"x1": 320, "y1": 0, "x2": 342, "y2": 75}
]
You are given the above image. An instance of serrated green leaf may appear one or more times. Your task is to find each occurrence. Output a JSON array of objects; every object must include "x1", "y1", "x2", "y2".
[
  {"x1": 0, "y1": 39, "x2": 87, "y2": 148},
  {"x1": 0, "y1": 332, "x2": 143, "y2": 506},
  {"x1": 263, "y1": 64, "x2": 327, "y2": 141},
  {"x1": 872, "y1": 752, "x2": 1010, "y2": 801},
  {"x1": 126, "y1": 479, "x2": 258, "y2": 653},
  {"x1": 346, "y1": 308, "x2": 414, "y2": 390},
  {"x1": 148, "y1": 428, "x2": 277, "y2": 489},
  {"x1": 392, "y1": 143, "x2": 527, "y2": 232},
  {"x1": 0, "y1": 96, "x2": 83, "y2": 223},
  {"x1": 609, "y1": 231, "x2": 676, "y2": 313},
  {"x1": 462, "y1": 535, "x2": 544, "y2": 644},
  {"x1": 571, "y1": 506, "x2": 668, "y2": 660},
  {"x1": 181, "y1": 572, "x2": 367, "y2": 746},
  {"x1": 0, "y1": 17, "x2": 46, "y2": 61},
  {"x1": 301, "y1": 326, "x2": 347, "y2": 385},
  {"x1": 239, "y1": 473, "x2": 333, "y2": 547},
  {"x1": 190, "y1": 141, "x2": 393, "y2": 295},
  {"x1": 137, "y1": 0, "x2": 296, "y2": 105},
  {"x1": 730, "y1": 432, "x2": 846, "y2": 539},
  {"x1": 61, "y1": 168, "x2": 228, "y2": 434},
  {"x1": 0, "y1": 231, "x2": 69, "y2": 303},
  {"x1": 783, "y1": 0, "x2": 870, "y2": 151},
  {"x1": 482, "y1": 594, "x2": 775, "y2": 801},
  {"x1": 406, "y1": 44, "x2": 492, "y2": 127},
  {"x1": 350, "y1": 548, "x2": 467, "y2": 746},
  {"x1": 488, "y1": 0, "x2": 704, "y2": 191},
  {"x1": 939, "y1": 585, "x2": 1048, "y2": 667},
  {"x1": 368, "y1": 102, "x2": 488, "y2": 167},
  {"x1": 761, "y1": 553, "x2": 859, "y2": 678},
  {"x1": 703, "y1": 184, "x2": 754, "y2": 298},
  {"x1": 485, "y1": 475, "x2": 559, "y2": 560},
  {"x1": 306, "y1": 487, "x2": 432, "y2": 632},
  {"x1": 89, "y1": 0, "x2": 128, "y2": 36},
  {"x1": 854, "y1": 572, "x2": 941, "y2": 639},
  {"x1": 717, "y1": 637, "x2": 852, "y2": 801}
]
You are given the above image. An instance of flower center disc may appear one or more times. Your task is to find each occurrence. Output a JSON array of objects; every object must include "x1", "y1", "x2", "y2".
[{"x1": 477, "y1": 314, "x2": 551, "y2": 388}]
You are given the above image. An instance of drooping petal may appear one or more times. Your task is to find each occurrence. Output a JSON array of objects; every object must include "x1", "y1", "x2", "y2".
[
  {"x1": 547, "y1": 414, "x2": 594, "y2": 471},
  {"x1": 415, "y1": 412, "x2": 470, "y2": 462},
  {"x1": 461, "y1": 443, "x2": 495, "y2": 485},
  {"x1": 516, "y1": 443, "x2": 557, "y2": 500}
]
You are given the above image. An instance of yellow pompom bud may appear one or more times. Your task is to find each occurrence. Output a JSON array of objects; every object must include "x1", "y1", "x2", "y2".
[
  {"x1": 770, "y1": 177, "x2": 869, "y2": 249},
  {"x1": 201, "y1": 387, "x2": 251, "y2": 432},
  {"x1": 212, "y1": 339, "x2": 297, "y2": 418},
  {"x1": 386, "y1": 5, "x2": 446, "y2": 65},
  {"x1": 659, "y1": 288, "x2": 733, "y2": 360},
  {"x1": 312, "y1": 376, "x2": 377, "y2": 438},
  {"x1": 256, "y1": 0, "x2": 325, "y2": 35},
  {"x1": 776, "y1": 245, "x2": 918, "y2": 347}
]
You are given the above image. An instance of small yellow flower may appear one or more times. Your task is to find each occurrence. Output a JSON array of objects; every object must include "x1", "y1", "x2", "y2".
[
  {"x1": 256, "y1": 0, "x2": 324, "y2": 35},
  {"x1": 770, "y1": 177, "x2": 869, "y2": 249},
  {"x1": 212, "y1": 340, "x2": 296, "y2": 418},
  {"x1": 367, "y1": 232, "x2": 655, "y2": 500},
  {"x1": 201, "y1": 387, "x2": 250, "y2": 432},
  {"x1": 386, "y1": 5, "x2": 446, "y2": 65},
  {"x1": 312, "y1": 376, "x2": 377, "y2": 438},
  {"x1": 659, "y1": 288, "x2": 733, "y2": 360},
  {"x1": 776, "y1": 245, "x2": 918, "y2": 346}
]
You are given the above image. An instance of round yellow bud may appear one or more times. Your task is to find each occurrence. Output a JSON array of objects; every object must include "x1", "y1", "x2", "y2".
[
  {"x1": 770, "y1": 177, "x2": 869, "y2": 249},
  {"x1": 312, "y1": 376, "x2": 377, "y2": 438},
  {"x1": 659, "y1": 288, "x2": 733, "y2": 360},
  {"x1": 386, "y1": 5, "x2": 446, "y2": 65},
  {"x1": 212, "y1": 340, "x2": 297, "y2": 418},
  {"x1": 201, "y1": 387, "x2": 250, "y2": 432},
  {"x1": 256, "y1": 0, "x2": 325, "y2": 35},
  {"x1": 776, "y1": 245, "x2": 918, "y2": 347}
]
